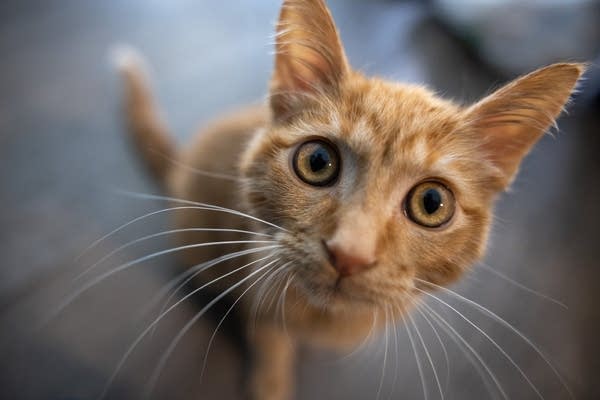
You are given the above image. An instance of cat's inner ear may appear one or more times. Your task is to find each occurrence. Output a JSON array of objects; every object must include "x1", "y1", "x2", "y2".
[
  {"x1": 466, "y1": 63, "x2": 585, "y2": 189},
  {"x1": 270, "y1": 0, "x2": 350, "y2": 119}
]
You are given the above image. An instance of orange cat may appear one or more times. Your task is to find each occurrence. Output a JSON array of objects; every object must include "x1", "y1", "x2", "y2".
[{"x1": 116, "y1": 0, "x2": 584, "y2": 398}]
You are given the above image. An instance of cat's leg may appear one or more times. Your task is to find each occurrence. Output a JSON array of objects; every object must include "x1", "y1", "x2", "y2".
[{"x1": 248, "y1": 323, "x2": 296, "y2": 400}]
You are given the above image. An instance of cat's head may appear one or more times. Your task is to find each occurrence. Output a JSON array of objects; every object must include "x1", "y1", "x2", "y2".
[{"x1": 240, "y1": 0, "x2": 584, "y2": 312}]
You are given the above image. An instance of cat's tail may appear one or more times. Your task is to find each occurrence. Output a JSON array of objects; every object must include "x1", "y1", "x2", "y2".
[{"x1": 111, "y1": 45, "x2": 176, "y2": 184}]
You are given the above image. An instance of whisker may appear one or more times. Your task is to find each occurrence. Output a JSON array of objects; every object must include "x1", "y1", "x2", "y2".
[
  {"x1": 258, "y1": 262, "x2": 293, "y2": 330},
  {"x1": 477, "y1": 263, "x2": 568, "y2": 309},
  {"x1": 135, "y1": 247, "x2": 279, "y2": 335},
  {"x1": 75, "y1": 227, "x2": 274, "y2": 281},
  {"x1": 415, "y1": 305, "x2": 450, "y2": 393},
  {"x1": 150, "y1": 247, "x2": 281, "y2": 330},
  {"x1": 335, "y1": 310, "x2": 378, "y2": 363},
  {"x1": 200, "y1": 260, "x2": 293, "y2": 382},
  {"x1": 402, "y1": 312, "x2": 429, "y2": 400},
  {"x1": 263, "y1": 265, "x2": 292, "y2": 313},
  {"x1": 416, "y1": 278, "x2": 572, "y2": 399},
  {"x1": 416, "y1": 287, "x2": 544, "y2": 400},
  {"x1": 408, "y1": 312, "x2": 444, "y2": 400},
  {"x1": 148, "y1": 148, "x2": 240, "y2": 181},
  {"x1": 76, "y1": 206, "x2": 232, "y2": 261},
  {"x1": 389, "y1": 307, "x2": 400, "y2": 399},
  {"x1": 97, "y1": 254, "x2": 279, "y2": 400},
  {"x1": 420, "y1": 303, "x2": 507, "y2": 400},
  {"x1": 143, "y1": 258, "x2": 281, "y2": 397},
  {"x1": 77, "y1": 192, "x2": 286, "y2": 263},
  {"x1": 144, "y1": 246, "x2": 278, "y2": 315},
  {"x1": 114, "y1": 190, "x2": 289, "y2": 232},
  {"x1": 49, "y1": 240, "x2": 275, "y2": 323},
  {"x1": 249, "y1": 262, "x2": 288, "y2": 331},
  {"x1": 254, "y1": 269, "x2": 281, "y2": 316},
  {"x1": 277, "y1": 271, "x2": 295, "y2": 340},
  {"x1": 376, "y1": 307, "x2": 390, "y2": 400},
  {"x1": 249, "y1": 274, "x2": 270, "y2": 329}
]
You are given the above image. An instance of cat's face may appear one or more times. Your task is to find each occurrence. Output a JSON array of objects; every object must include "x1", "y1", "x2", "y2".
[
  {"x1": 242, "y1": 76, "x2": 495, "y2": 311},
  {"x1": 240, "y1": 0, "x2": 583, "y2": 313}
]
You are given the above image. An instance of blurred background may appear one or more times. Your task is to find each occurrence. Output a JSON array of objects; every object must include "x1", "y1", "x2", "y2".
[{"x1": 1, "y1": 0, "x2": 599, "y2": 399}]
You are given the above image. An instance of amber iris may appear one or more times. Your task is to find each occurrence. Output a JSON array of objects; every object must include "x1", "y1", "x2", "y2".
[
  {"x1": 292, "y1": 140, "x2": 340, "y2": 186},
  {"x1": 405, "y1": 181, "x2": 455, "y2": 227}
]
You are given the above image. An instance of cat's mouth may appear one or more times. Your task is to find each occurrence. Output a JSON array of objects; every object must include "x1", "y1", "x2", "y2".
[{"x1": 297, "y1": 264, "x2": 399, "y2": 309}]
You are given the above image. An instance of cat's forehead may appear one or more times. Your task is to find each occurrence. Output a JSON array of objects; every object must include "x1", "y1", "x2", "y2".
[
  {"x1": 324, "y1": 79, "x2": 466, "y2": 172},
  {"x1": 337, "y1": 79, "x2": 460, "y2": 142}
]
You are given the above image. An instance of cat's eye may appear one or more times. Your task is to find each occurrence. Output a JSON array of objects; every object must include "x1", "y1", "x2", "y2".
[
  {"x1": 404, "y1": 181, "x2": 455, "y2": 228},
  {"x1": 292, "y1": 139, "x2": 340, "y2": 186}
]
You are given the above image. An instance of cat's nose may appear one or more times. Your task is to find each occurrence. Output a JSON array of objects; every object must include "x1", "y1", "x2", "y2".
[{"x1": 324, "y1": 240, "x2": 377, "y2": 277}]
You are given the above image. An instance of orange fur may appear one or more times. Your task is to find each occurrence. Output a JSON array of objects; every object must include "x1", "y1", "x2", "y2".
[{"x1": 118, "y1": 1, "x2": 585, "y2": 398}]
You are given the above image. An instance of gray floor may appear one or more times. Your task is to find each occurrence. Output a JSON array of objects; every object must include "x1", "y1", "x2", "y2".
[{"x1": 1, "y1": 1, "x2": 599, "y2": 399}]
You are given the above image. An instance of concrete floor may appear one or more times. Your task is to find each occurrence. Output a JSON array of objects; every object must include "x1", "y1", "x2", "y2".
[{"x1": 1, "y1": 1, "x2": 599, "y2": 399}]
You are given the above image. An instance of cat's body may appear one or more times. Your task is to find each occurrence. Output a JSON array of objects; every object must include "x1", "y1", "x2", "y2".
[{"x1": 116, "y1": 1, "x2": 584, "y2": 398}]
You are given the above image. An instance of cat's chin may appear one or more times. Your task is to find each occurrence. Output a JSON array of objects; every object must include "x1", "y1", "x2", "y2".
[{"x1": 296, "y1": 275, "x2": 408, "y2": 313}]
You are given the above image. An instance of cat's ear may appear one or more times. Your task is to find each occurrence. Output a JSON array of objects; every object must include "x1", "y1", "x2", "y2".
[
  {"x1": 270, "y1": 0, "x2": 350, "y2": 120},
  {"x1": 466, "y1": 63, "x2": 586, "y2": 189}
]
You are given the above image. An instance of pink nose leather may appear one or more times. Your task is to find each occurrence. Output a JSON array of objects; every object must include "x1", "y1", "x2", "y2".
[{"x1": 325, "y1": 241, "x2": 376, "y2": 277}]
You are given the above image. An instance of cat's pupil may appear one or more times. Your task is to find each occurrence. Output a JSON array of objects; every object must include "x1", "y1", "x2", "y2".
[
  {"x1": 423, "y1": 189, "x2": 442, "y2": 214},
  {"x1": 309, "y1": 148, "x2": 330, "y2": 172}
]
